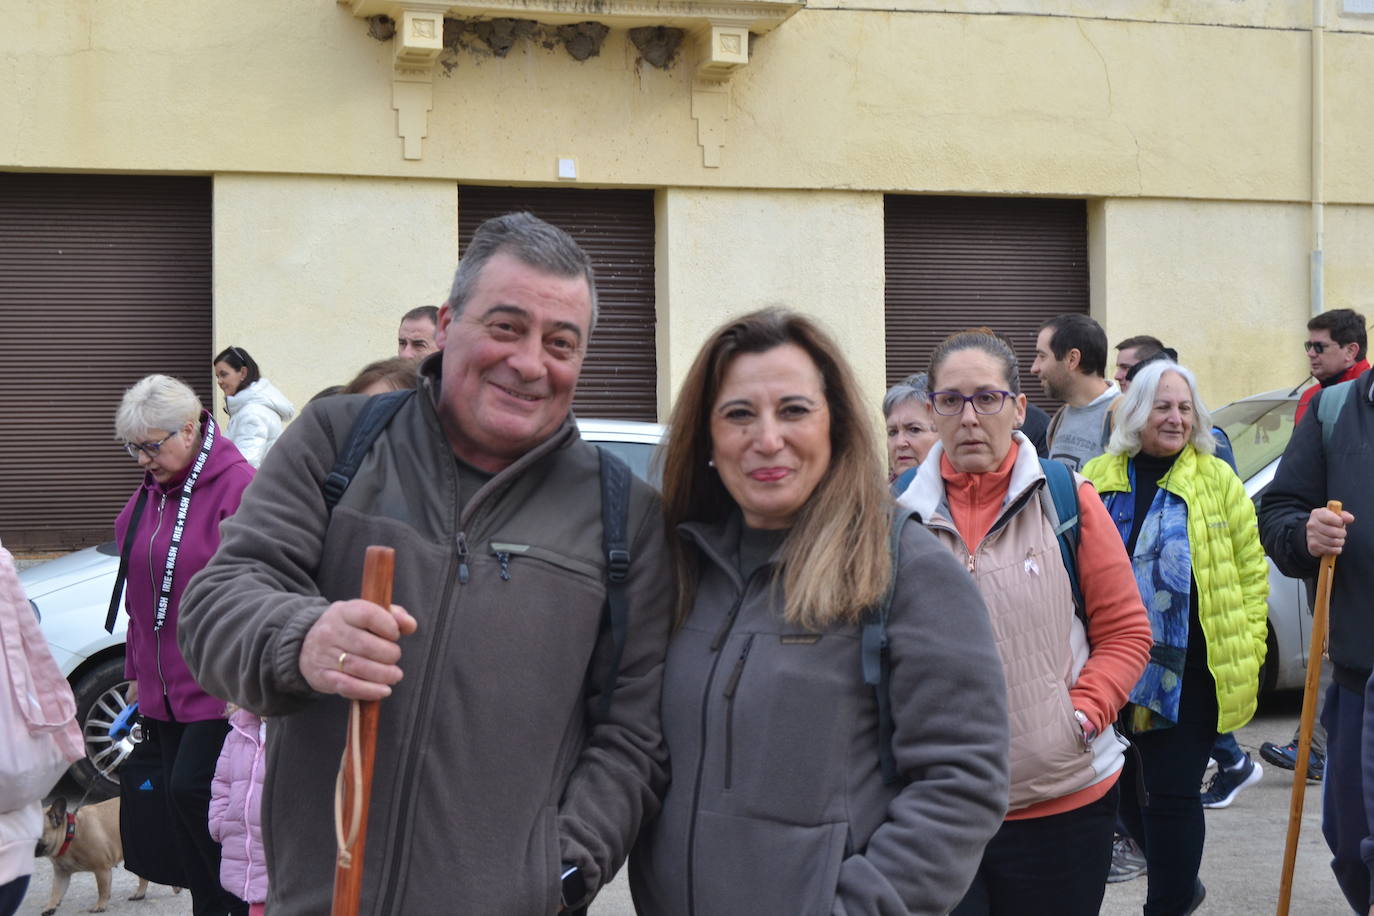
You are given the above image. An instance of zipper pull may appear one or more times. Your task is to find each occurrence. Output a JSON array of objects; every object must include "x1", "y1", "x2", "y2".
[
  {"x1": 722, "y1": 636, "x2": 754, "y2": 699},
  {"x1": 456, "y1": 533, "x2": 470, "y2": 585},
  {"x1": 966, "y1": 553, "x2": 976, "y2": 575},
  {"x1": 497, "y1": 551, "x2": 511, "y2": 581}
]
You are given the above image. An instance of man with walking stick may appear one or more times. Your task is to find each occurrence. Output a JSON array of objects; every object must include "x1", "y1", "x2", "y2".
[
  {"x1": 178, "y1": 213, "x2": 673, "y2": 915},
  {"x1": 1259, "y1": 356, "x2": 1374, "y2": 914}
]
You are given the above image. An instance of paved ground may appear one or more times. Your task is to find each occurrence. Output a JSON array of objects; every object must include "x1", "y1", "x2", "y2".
[{"x1": 16, "y1": 692, "x2": 1351, "y2": 915}]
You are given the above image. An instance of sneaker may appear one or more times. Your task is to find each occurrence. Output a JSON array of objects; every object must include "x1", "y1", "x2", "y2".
[
  {"x1": 1201, "y1": 754, "x2": 1263, "y2": 808},
  {"x1": 1107, "y1": 833, "x2": 1147, "y2": 883},
  {"x1": 1260, "y1": 740, "x2": 1325, "y2": 781}
]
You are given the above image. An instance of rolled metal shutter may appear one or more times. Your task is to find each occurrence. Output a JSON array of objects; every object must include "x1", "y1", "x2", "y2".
[
  {"x1": 457, "y1": 187, "x2": 657, "y2": 421},
  {"x1": 884, "y1": 196, "x2": 1089, "y2": 414},
  {"x1": 0, "y1": 174, "x2": 213, "y2": 550}
]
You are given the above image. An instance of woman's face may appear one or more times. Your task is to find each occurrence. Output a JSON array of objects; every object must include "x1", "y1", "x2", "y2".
[
  {"x1": 214, "y1": 361, "x2": 248, "y2": 397},
  {"x1": 930, "y1": 348, "x2": 1027, "y2": 474},
  {"x1": 131, "y1": 421, "x2": 200, "y2": 484},
  {"x1": 1138, "y1": 371, "x2": 1195, "y2": 458},
  {"x1": 886, "y1": 399, "x2": 938, "y2": 476},
  {"x1": 709, "y1": 343, "x2": 832, "y2": 530}
]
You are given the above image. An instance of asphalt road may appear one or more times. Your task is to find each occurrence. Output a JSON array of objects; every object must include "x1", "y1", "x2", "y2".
[{"x1": 17, "y1": 692, "x2": 1351, "y2": 916}]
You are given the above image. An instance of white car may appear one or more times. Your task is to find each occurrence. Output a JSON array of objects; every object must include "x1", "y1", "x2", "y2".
[
  {"x1": 1211, "y1": 385, "x2": 1313, "y2": 694},
  {"x1": 23, "y1": 418, "x2": 665, "y2": 796}
]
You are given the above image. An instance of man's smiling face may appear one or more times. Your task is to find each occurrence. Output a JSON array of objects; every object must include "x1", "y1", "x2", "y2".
[{"x1": 434, "y1": 251, "x2": 592, "y2": 473}]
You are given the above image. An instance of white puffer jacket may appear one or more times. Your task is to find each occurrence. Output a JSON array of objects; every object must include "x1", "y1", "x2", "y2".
[{"x1": 225, "y1": 379, "x2": 295, "y2": 468}]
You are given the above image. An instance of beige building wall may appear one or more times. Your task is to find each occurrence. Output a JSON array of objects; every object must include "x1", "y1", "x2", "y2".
[
  {"x1": 8, "y1": 1, "x2": 1374, "y2": 415},
  {"x1": 1093, "y1": 198, "x2": 1313, "y2": 407},
  {"x1": 5, "y1": 2, "x2": 1372, "y2": 204},
  {"x1": 213, "y1": 174, "x2": 458, "y2": 414},
  {"x1": 1324, "y1": 205, "x2": 1374, "y2": 320},
  {"x1": 657, "y1": 189, "x2": 886, "y2": 415}
]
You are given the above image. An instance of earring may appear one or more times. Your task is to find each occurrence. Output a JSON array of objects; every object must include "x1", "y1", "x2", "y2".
[{"x1": 707, "y1": 459, "x2": 715, "y2": 468}]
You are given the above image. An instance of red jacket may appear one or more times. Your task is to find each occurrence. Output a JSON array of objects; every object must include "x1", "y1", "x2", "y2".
[{"x1": 1295, "y1": 360, "x2": 1371, "y2": 424}]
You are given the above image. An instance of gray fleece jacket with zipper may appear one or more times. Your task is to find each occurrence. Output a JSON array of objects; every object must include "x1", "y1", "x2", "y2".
[
  {"x1": 178, "y1": 359, "x2": 672, "y2": 915},
  {"x1": 629, "y1": 514, "x2": 1009, "y2": 916}
]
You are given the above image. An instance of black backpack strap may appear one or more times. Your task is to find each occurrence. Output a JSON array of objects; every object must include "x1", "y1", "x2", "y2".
[
  {"x1": 863, "y1": 508, "x2": 911, "y2": 785},
  {"x1": 595, "y1": 446, "x2": 633, "y2": 722},
  {"x1": 106, "y1": 489, "x2": 149, "y2": 633},
  {"x1": 321, "y1": 389, "x2": 415, "y2": 513}
]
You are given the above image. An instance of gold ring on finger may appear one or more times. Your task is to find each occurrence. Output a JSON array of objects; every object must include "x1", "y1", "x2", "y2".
[{"x1": 338, "y1": 651, "x2": 349, "y2": 672}]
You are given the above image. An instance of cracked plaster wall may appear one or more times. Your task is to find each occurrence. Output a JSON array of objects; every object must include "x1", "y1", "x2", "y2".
[
  {"x1": 3, "y1": 1, "x2": 1366, "y2": 204},
  {"x1": 807, "y1": 1, "x2": 1374, "y2": 33}
]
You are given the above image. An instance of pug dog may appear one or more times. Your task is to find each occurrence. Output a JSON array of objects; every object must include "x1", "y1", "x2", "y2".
[{"x1": 34, "y1": 795, "x2": 165, "y2": 914}]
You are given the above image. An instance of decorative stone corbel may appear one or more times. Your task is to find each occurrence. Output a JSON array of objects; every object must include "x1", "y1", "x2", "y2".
[
  {"x1": 696, "y1": 19, "x2": 750, "y2": 81},
  {"x1": 689, "y1": 20, "x2": 749, "y2": 168},
  {"x1": 392, "y1": 9, "x2": 444, "y2": 159},
  {"x1": 691, "y1": 82, "x2": 730, "y2": 168},
  {"x1": 341, "y1": 0, "x2": 804, "y2": 166}
]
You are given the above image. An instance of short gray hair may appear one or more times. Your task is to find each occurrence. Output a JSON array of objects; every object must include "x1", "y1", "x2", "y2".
[
  {"x1": 883, "y1": 372, "x2": 931, "y2": 418},
  {"x1": 447, "y1": 212, "x2": 598, "y2": 329},
  {"x1": 1106, "y1": 360, "x2": 1216, "y2": 457},
  {"x1": 115, "y1": 375, "x2": 202, "y2": 442}
]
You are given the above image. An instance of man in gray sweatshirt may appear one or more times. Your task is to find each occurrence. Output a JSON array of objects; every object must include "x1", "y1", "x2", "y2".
[{"x1": 1032, "y1": 313, "x2": 1121, "y2": 470}]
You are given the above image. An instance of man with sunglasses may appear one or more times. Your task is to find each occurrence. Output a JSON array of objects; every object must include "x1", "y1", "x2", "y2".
[
  {"x1": 1296, "y1": 308, "x2": 1368, "y2": 424},
  {"x1": 1259, "y1": 310, "x2": 1374, "y2": 914}
]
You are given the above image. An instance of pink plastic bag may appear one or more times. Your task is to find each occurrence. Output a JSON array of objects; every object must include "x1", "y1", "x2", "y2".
[{"x1": 0, "y1": 540, "x2": 84, "y2": 812}]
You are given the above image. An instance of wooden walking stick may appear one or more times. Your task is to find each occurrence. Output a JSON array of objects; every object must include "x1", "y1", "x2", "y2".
[
  {"x1": 1276, "y1": 500, "x2": 1342, "y2": 916},
  {"x1": 331, "y1": 545, "x2": 395, "y2": 916}
]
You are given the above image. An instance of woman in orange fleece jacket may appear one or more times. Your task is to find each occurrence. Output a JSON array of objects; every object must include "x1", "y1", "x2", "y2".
[{"x1": 896, "y1": 328, "x2": 1151, "y2": 916}]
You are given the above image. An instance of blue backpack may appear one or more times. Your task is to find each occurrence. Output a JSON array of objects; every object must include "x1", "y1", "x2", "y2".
[
  {"x1": 1316, "y1": 379, "x2": 1354, "y2": 449},
  {"x1": 870, "y1": 458, "x2": 1082, "y2": 784}
]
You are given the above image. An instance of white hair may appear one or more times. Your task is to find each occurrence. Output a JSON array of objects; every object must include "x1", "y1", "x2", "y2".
[
  {"x1": 114, "y1": 375, "x2": 203, "y2": 442},
  {"x1": 1106, "y1": 360, "x2": 1216, "y2": 457}
]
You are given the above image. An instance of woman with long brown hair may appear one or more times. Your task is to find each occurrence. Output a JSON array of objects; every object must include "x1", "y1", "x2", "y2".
[{"x1": 630, "y1": 308, "x2": 1009, "y2": 915}]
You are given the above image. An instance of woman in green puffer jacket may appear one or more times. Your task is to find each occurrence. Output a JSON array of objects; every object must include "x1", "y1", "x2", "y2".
[{"x1": 1082, "y1": 359, "x2": 1268, "y2": 916}]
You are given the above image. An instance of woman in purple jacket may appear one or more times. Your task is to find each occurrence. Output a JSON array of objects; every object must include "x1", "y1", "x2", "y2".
[{"x1": 114, "y1": 374, "x2": 255, "y2": 916}]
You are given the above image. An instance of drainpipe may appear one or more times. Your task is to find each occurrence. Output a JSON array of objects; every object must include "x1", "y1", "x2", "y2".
[{"x1": 1310, "y1": 0, "x2": 1325, "y2": 317}]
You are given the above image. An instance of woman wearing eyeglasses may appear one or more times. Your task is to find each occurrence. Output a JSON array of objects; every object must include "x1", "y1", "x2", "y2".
[
  {"x1": 213, "y1": 346, "x2": 295, "y2": 468},
  {"x1": 894, "y1": 328, "x2": 1151, "y2": 916},
  {"x1": 113, "y1": 374, "x2": 255, "y2": 916},
  {"x1": 883, "y1": 372, "x2": 940, "y2": 484}
]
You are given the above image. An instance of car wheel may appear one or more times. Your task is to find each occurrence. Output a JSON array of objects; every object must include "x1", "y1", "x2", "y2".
[{"x1": 70, "y1": 656, "x2": 135, "y2": 799}]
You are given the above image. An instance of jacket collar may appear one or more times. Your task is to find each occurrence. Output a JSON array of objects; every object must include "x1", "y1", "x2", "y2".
[
  {"x1": 678, "y1": 512, "x2": 749, "y2": 591},
  {"x1": 415, "y1": 354, "x2": 581, "y2": 522},
  {"x1": 898, "y1": 431, "x2": 1043, "y2": 527},
  {"x1": 140, "y1": 411, "x2": 247, "y2": 497},
  {"x1": 1091, "y1": 445, "x2": 1198, "y2": 497},
  {"x1": 1324, "y1": 359, "x2": 1371, "y2": 389}
]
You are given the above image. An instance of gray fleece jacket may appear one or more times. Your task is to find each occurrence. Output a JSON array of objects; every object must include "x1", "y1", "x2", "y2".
[
  {"x1": 178, "y1": 362, "x2": 672, "y2": 915},
  {"x1": 629, "y1": 514, "x2": 1009, "y2": 916}
]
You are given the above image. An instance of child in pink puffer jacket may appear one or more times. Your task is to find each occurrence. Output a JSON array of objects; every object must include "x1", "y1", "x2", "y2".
[{"x1": 209, "y1": 706, "x2": 267, "y2": 916}]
